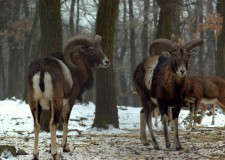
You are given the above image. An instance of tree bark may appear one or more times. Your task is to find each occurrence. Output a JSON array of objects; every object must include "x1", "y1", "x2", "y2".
[
  {"x1": 196, "y1": 0, "x2": 204, "y2": 75},
  {"x1": 117, "y1": 0, "x2": 129, "y2": 105},
  {"x1": 76, "y1": 0, "x2": 80, "y2": 34},
  {"x1": 39, "y1": 0, "x2": 62, "y2": 57},
  {"x1": 128, "y1": 0, "x2": 136, "y2": 73},
  {"x1": 156, "y1": 0, "x2": 181, "y2": 39},
  {"x1": 141, "y1": 0, "x2": 149, "y2": 58},
  {"x1": 206, "y1": 0, "x2": 215, "y2": 75},
  {"x1": 151, "y1": 0, "x2": 181, "y2": 57},
  {"x1": 0, "y1": 1, "x2": 12, "y2": 99},
  {"x1": 23, "y1": 0, "x2": 40, "y2": 101},
  {"x1": 7, "y1": 0, "x2": 22, "y2": 98},
  {"x1": 93, "y1": 0, "x2": 119, "y2": 128},
  {"x1": 38, "y1": 0, "x2": 63, "y2": 131},
  {"x1": 215, "y1": 0, "x2": 225, "y2": 78},
  {"x1": 69, "y1": 0, "x2": 75, "y2": 36},
  {"x1": 0, "y1": 46, "x2": 6, "y2": 99}
]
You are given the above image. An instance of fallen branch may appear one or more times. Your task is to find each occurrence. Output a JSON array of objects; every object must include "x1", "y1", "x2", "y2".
[{"x1": 68, "y1": 129, "x2": 82, "y2": 135}]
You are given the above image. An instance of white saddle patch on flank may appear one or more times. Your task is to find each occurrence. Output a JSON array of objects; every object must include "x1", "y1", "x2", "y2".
[
  {"x1": 144, "y1": 57, "x2": 159, "y2": 90},
  {"x1": 56, "y1": 59, "x2": 73, "y2": 89}
]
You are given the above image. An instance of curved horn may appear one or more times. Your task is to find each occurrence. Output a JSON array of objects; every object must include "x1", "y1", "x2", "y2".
[
  {"x1": 149, "y1": 38, "x2": 179, "y2": 55},
  {"x1": 63, "y1": 45, "x2": 83, "y2": 69},
  {"x1": 63, "y1": 36, "x2": 82, "y2": 69},
  {"x1": 94, "y1": 35, "x2": 102, "y2": 45},
  {"x1": 184, "y1": 38, "x2": 203, "y2": 51}
]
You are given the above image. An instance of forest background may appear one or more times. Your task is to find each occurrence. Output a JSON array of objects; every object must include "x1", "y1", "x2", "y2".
[{"x1": 0, "y1": 0, "x2": 224, "y2": 108}]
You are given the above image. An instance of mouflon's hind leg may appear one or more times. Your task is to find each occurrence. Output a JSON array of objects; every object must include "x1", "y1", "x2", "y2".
[
  {"x1": 61, "y1": 99, "x2": 71, "y2": 152},
  {"x1": 140, "y1": 109, "x2": 150, "y2": 145}
]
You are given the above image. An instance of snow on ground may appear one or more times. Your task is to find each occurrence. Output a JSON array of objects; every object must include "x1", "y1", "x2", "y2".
[{"x1": 0, "y1": 98, "x2": 225, "y2": 159}]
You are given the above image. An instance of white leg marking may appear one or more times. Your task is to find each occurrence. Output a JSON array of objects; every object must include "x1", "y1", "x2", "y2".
[
  {"x1": 50, "y1": 103, "x2": 57, "y2": 157},
  {"x1": 173, "y1": 118, "x2": 182, "y2": 150}
]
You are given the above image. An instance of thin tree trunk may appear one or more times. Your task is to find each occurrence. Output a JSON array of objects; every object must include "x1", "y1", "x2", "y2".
[
  {"x1": 153, "y1": 0, "x2": 158, "y2": 39},
  {"x1": 69, "y1": 0, "x2": 75, "y2": 36},
  {"x1": 206, "y1": 0, "x2": 215, "y2": 75},
  {"x1": 198, "y1": 0, "x2": 204, "y2": 75},
  {"x1": 7, "y1": 0, "x2": 22, "y2": 98},
  {"x1": 0, "y1": 46, "x2": 6, "y2": 99},
  {"x1": 215, "y1": 0, "x2": 225, "y2": 78},
  {"x1": 128, "y1": 0, "x2": 138, "y2": 106},
  {"x1": 0, "y1": 1, "x2": 11, "y2": 99},
  {"x1": 141, "y1": 0, "x2": 149, "y2": 58},
  {"x1": 128, "y1": 0, "x2": 136, "y2": 73},
  {"x1": 117, "y1": 0, "x2": 129, "y2": 106},
  {"x1": 23, "y1": 1, "x2": 40, "y2": 101},
  {"x1": 76, "y1": 0, "x2": 80, "y2": 34}
]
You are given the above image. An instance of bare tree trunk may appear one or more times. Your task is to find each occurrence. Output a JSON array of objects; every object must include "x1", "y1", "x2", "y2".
[
  {"x1": 93, "y1": 0, "x2": 119, "y2": 128},
  {"x1": 39, "y1": 0, "x2": 62, "y2": 57},
  {"x1": 128, "y1": 0, "x2": 138, "y2": 106},
  {"x1": 69, "y1": 0, "x2": 75, "y2": 36},
  {"x1": 116, "y1": 0, "x2": 129, "y2": 106},
  {"x1": 128, "y1": 0, "x2": 136, "y2": 73},
  {"x1": 153, "y1": 0, "x2": 158, "y2": 39},
  {"x1": 197, "y1": 0, "x2": 204, "y2": 75},
  {"x1": 7, "y1": 0, "x2": 22, "y2": 98},
  {"x1": 215, "y1": 0, "x2": 225, "y2": 78},
  {"x1": 206, "y1": 0, "x2": 215, "y2": 75},
  {"x1": 23, "y1": 0, "x2": 40, "y2": 101},
  {"x1": 141, "y1": 0, "x2": 149, "y2": 58},
  {"x1": 156, "y1": 0, "x2": 181, "y2": 39},
  {"x1": 38, "y1": 0, "x2": 62, "y2": 131},
  {"x1": 76, "y1": 0, "x2": 80, "y2": 34},
  {"x1": 0, "y1": 46, "x2": 6, "y2": 99},
  {"x1": 0, "y1": 1, "x2": 12, "y2": 99}
]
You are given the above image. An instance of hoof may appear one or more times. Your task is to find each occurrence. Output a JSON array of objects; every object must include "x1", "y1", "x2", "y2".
[
  {"x1": 143, "y1": 143, "x2": 150, "y2": 146},
  {"x1": 62, "y1": 144, "x2": 70, "y2": 152},
  {"x1": 33, "y1": 152, "x2": 39, "y2": 160},
  {"x1": 175, "y1": 146, "x2": 183, "y2": 151},
  {"x1": 63, "y1": 147, "x2": 70, "y2": 152},
  {"x1": 154, "y1": 146, "x2": 160, "y2": 150},
  {"x1": 166, "y1": 143, "x2": 171, "y2": 148},
  {"x1": 141, "y1": 139, "x2": 150, "y2": 146},
  {"x1": 52, "y1": 153, "x2": 63, "y2": 160},
  {"x1": 153, "y1": 146, "x2": 160, "y2": 150}
]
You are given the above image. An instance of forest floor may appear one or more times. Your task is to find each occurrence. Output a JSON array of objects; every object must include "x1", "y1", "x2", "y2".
[
  {"x1": 1, "y1": 126, "x2": 225, "y2": 160},
  {"x1": 1, "y1": 99, "x2": 225, "y2": 160}
]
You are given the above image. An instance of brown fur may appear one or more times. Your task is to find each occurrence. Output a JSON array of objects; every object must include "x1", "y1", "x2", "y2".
[
  {"x1": 28, "y1": 35, "x2": 109, "y2": 159},
  {"x1": 185, "y1": 75, "x2": 225, "y2": 128},
  {"x1": 134, "y1": 38, "x2": 203, "y2": 150}
]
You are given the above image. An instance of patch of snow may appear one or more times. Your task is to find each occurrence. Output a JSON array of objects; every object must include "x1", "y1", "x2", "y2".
[{"x1": 1, "y1": 98, "x2": 225, "y2": 159}]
